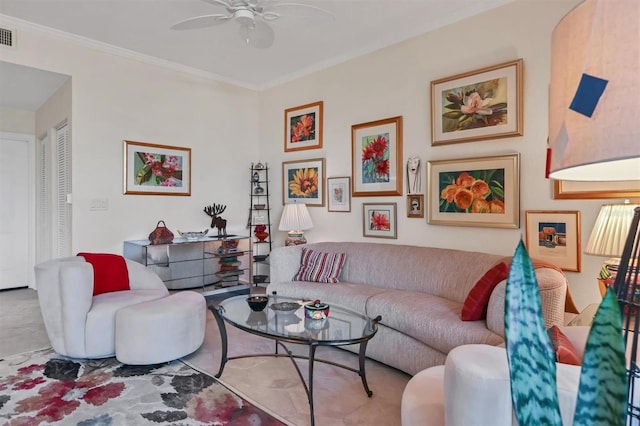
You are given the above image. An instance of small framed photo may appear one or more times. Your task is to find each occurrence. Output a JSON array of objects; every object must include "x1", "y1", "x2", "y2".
[
  {"x1": 363, "y1": 203, "x2": 397, "y2": 239},
  {"x1": 284, "y1": 101, "x2": 323, "y2": 152},
  {"x1": 525, "y1": 210, "x2": 581, "y2": 272},
  {"x1": 327, "y1": 177, "x2": 351, "y2": 212},
  {"x1": 427, "y1": 153, "x2": 520, "y2": 228},
  {"x1": 407, "y1": 194, "x2": 424, "y2": 218},
  {"x1": 431, "y1": 59, "x2": 523, "y2": 146},
  {"x1": 351, "y1": 116, "x2": 403, "y2": 197},
  {"x1": 282, "y1": 158, "x2": 325, "y2": 206},
  {"x1": 123, "y1": 140, "x2": 191, "y2": 196}
]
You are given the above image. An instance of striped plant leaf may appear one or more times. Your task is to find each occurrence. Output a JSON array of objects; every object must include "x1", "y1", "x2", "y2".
[
  {"x1": 573, "y1": 287, "x2": 627, "y2": 426},
  {"x1": 505, "y1": 240, "x2": 562, "y2": 425}
]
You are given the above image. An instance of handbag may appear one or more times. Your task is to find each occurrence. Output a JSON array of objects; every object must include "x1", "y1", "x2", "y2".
[{"x1": 148, "y1": 220, "x2": 174, "y2": 245}]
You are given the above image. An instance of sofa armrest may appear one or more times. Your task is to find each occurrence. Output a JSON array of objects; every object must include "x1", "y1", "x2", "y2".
[
  {"x1": 269, "y1": 245, "x2": 304, "y2": 284},
  {"x1": 58, "y1": 262, "x2": 94, "y2": 357},
  {"x1": 486, "y1": 268, "x2": 567, "y2": 337}
]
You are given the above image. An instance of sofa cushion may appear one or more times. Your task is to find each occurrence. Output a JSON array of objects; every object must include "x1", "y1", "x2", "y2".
[
  {"x1": 267, "y1": 280, "x2": 389, "y2": 313},
  {"x1": 461, "y1": 262, "x2": 509, "y2": 321},
  {"x1": 77, "y1": 252, "x2": 130, "y2": 295},
  {"x1": 293, "y1": 248, "x2": 346, "y2": 283},
  {"x1": 366, "y1": 290, "x2": 504, "y2": 355},
  {"x1": 548, "y1": 325, "x2": 582, "y2": 365}
]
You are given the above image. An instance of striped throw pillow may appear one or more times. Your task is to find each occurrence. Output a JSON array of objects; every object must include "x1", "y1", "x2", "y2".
[{"x1": 293, "y1": 248, "x2": 346, "y2": 283}]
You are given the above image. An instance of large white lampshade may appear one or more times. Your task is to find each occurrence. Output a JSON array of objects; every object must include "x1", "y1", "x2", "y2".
[
  {"x1": 278, "y1": 202, "x2": 313, "y2": 246},
  {"x1": 585, "y1": 203, "x2": 640, "y2": 258},
  {"x1": 548, "y1": 0, "x2": 640, "y2": 181}
]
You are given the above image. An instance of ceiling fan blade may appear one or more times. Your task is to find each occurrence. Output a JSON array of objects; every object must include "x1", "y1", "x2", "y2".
[
  {"x1": 200, "y1": 0, "x2": 234, "y2": 11},
  {"x1": 239, "y1": 20, "x2": 274, "y2": 49},
  {"x1": 171, "y1": 14, "x2": 232, "y2": 30},
  {"x1": 262, "y1": 2, "x2": 334, "y2": 20}
]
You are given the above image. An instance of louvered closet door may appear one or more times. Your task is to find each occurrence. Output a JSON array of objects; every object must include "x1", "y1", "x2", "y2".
[{"x1": 0, "y1": 132, "x2": 33, "y2": 289}]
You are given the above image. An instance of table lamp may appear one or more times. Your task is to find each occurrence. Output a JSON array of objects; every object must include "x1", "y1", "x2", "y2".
[
  {"x1": 278, "y1": 202, "x2": 313, "y2": 246},
  {"x1": 585, "y1": 203, "x2": 640, "y2": 296},
  {"x1": 548, "y1": 0, "x2": 640, "y2": 421}
]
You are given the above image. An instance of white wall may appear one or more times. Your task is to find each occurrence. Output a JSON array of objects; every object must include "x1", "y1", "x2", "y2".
[
  {"x1": 2, "y1": 27, "x2": 260, "y2": 255},
  {"x1": 259, "y1": 0, "x2": 619, "y2": 310},
  {"x1": 0, "y1": 106, "x2": 34, "y2": 134}
]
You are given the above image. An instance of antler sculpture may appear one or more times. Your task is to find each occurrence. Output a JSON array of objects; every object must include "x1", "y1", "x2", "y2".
[{"x1": 204, "y1": 203, "x2": 227, "y2": 237}]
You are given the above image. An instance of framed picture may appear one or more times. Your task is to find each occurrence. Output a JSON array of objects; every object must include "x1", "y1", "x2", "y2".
[
  {"x1": 351, "y1": 116, "x2": 403, "y2": 197},
  {"x1": 327, "y1": 177, "x2": 351, "y2": 212},
  {"x1": 428, "y1": 153, "x2": 520, "y2": 228},
  {"x1": 553, "y1": 179, "x2": 640, "y2": 200},
  {"x1": 363, "y1": 203, "x2": 397, "y2": 239},
  {"x1": 284, "y1": 101, "x2": 323, "y2": 152},
  {"x1": 525, "y1": 210, "x2": 581, "y2": 272},
  {"x1": 123, "y1": 140, "x2": 191, "y2": 196},
  {"x1": 431, "y1": 59, "x2": 523, "y2": 146},
  {"x1": 407, "y1": 194, "x2": 424, "y2": 218},
  {"x1": 282, "y1": 158, "x2": 325, "y2": 206}
]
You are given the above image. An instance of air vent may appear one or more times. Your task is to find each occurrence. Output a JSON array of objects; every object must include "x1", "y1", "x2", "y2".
[{"x1": 0, "y1": 28, "x2": 14, "y2": 47}]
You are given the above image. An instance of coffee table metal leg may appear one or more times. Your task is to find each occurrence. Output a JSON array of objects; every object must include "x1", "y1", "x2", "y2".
[
  {"x1": 209, "y1": 306, "x2": 228, "y2": 378},
  {"x1": 358, "y1": 341, "x2": 373, "y2": 397},
  {"x1": 308, "y1": 343, "x2": 318, "y2": 426}
]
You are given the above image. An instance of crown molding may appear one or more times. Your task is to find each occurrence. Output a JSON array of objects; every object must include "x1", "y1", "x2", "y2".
[{"x1": 0, "y1": 14, "x2": 261, "y2": 91}]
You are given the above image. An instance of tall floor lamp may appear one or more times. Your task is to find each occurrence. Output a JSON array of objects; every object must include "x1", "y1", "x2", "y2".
[{"x1": 548, "y1": 0, "x2": 640, "y2": 421}]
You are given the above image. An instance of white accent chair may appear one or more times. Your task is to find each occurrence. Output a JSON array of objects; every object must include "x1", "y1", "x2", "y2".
[
  {"x1": 401, "y1": 326, "x2": 590, "y2": 426},
  {"x1": 34, "y1": 256, "x2": 169, "y2": 359}
]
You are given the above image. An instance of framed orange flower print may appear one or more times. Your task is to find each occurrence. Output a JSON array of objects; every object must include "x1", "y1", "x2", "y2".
[
  {"x1": 282, "y1": 158, "x2": 325, "y2": 206},
  {"x1": 284, "y1": 101, "x2": 323, "y2": 152},
  {"x1": 427, "y1": 153, "x2": 520, "y2": 228}
]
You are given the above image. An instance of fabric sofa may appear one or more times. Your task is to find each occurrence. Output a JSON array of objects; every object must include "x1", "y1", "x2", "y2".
[{"x1": 266, "y1": 242, "x2": 569, "y2": 375}]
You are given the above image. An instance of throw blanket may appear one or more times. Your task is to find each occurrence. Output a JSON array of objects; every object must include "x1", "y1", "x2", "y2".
[
  {"x1": 498, "y1": 256, "x2": 579, "y2": 314},
  {"x1": 77, "y1": 252, "x2": 130, "y2": 296}
]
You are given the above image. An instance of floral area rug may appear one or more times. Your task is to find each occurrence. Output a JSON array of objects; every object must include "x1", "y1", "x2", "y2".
[{"x1": 0, "y1": 348, "x2": 286, "y2": 426}]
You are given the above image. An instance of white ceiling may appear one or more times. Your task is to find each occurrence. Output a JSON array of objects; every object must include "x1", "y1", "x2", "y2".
[{"x1": 0, "y1": 0, "x2": 516, "y2": 93}]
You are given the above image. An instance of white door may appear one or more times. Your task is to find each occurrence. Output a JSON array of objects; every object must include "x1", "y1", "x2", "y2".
[{"x1": 0, "y1": 132, "x2": 34, "y2": 289}]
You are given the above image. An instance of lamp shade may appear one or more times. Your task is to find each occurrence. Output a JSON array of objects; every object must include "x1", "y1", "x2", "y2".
[
  {"x1": 548, "y1": 0, "x2": 640, "y2": 181},
  {"x1": 278, "y1": 202, "x2": 313, "y2": 232},
  {"x1": 585, "y1": 203, "x2": 640, "y2": 257}
]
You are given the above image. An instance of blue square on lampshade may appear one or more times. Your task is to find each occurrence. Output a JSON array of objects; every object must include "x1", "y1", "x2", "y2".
[{"x1": 569, "y1": 73, "x2": 608, "y2": 118}]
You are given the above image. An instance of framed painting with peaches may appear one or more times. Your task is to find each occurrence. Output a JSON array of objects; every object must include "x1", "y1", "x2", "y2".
[
  {"x1": 284, "y1": 101, "x2": 323, "y2": 152},
  {"x1": 430, "y1": 59, "x2": 523, "y2": 146},
  {"x1": 427, "y1": 153, "x2": 520, "y2": 228}
]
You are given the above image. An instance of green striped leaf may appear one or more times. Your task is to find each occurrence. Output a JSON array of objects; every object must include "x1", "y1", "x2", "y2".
[
  {"x1": 573, "y1": 287, "x2": 627, "y2": 426},
  {"x1": 505, "y1": 240, "x2": 562, "y2": 426}
]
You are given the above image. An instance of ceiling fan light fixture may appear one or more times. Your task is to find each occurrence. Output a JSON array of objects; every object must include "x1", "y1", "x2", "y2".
[{"x1": 234, "y1": 9, "x2": 255, "y2": 26}]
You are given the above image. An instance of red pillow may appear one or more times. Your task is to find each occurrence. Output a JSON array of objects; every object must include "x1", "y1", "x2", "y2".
[
  {"x1": 461, "y1": 262, "x2": 509, "y2": 321},
  {"x1": 548, "y1": 325, "x2": 582, "y2": 365},
  {"x1": 77, "y1": 253, "x2": 130, "y2": 295}
]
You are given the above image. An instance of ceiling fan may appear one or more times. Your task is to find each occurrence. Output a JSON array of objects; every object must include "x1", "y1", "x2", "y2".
[{"x1": 170, "y1": 0, "x2": 333, "y2": 49}]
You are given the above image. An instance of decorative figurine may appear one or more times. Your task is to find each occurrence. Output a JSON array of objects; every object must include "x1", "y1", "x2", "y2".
[
  {"x1": 252, "y1": 171, "x2": 260, "y2": 183},
  {"x1": 253, "y1": 224, "x2": 269, "y2": 242},
  {"x1": 406, "y1": 156, "x2": 421, "y2": 194},
  {"x1": 204, "y1": 203, "x2": 228, "y2": 237}
]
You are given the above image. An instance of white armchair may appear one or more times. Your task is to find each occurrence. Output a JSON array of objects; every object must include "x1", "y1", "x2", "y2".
[
  {"x1": 34, "y1": 256, "x2": 169, "y2": 359},
  {"x1": 401, "y1": 326, "x2": 590, "y2": 426}
]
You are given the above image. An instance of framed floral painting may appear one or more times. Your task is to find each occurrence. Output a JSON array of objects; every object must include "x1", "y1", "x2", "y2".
[
  {"x1": 351, "y1": 116, "x2": 403, "y2": 197},
  {"x1": 282, "y1": 158, "x2": 325, "y2": 206},
  {"x1": 327, "y1": 176, "x2": 351, "y2": 212},
  {"x1": 427, "y1": 153, "x2": 520, "y2": 228},
  {"x1": 123, "y1": 140, "x2": 191, "y2": 196},
  {"x1": 525, "y1": 210, "x2": 581, "y2": 272},
  {"x1": 431, "y1": 59, "x2": 523, "y2": 146},
  {"x1": 363, "y1": 203, "x2": 397, "y2": 239},
  {"x1": 284, "y1": 101, "x2": 323, "y2": 152}
]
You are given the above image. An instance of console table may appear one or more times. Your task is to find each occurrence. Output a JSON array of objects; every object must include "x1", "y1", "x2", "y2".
[{"x1": 123, "y1": 235, "x2": 252, "y2": 296}]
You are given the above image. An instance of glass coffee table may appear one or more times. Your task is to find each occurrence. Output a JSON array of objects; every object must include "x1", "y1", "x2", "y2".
[{"x1": 210, "y1": 293, "x2": 381, "y2": 426}]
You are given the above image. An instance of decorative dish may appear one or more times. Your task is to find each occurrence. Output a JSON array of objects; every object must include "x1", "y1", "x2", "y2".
[
  {"x1": 177, "y1": 230, "x2": 209, "y2": 241},
  {"x1": 270, "y1": 301, "x2": 301, "y2": 314}
]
